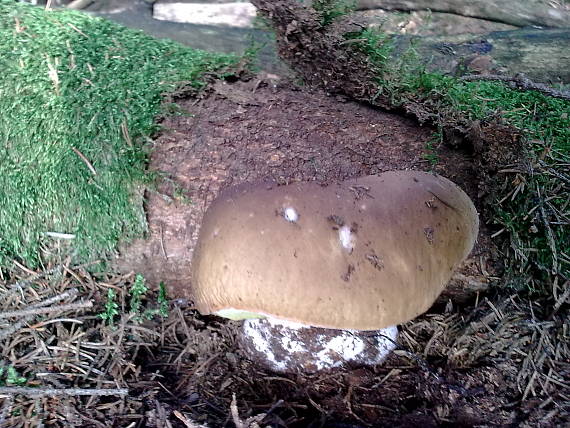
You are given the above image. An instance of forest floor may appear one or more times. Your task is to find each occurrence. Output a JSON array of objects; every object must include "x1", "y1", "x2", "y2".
[{"x1": 2, "y1": 76, "x2": 567, "y2": 427}]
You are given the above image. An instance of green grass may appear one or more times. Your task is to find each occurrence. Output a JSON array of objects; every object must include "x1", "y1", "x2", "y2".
[
  {"x1": 453, "y1": 83, "x2": 569, "y2": 289},
  {"x1": 129, "y1": 273, "x2": 148, "y2": 316},
  {"x1": 0, "y1": 1, "x2": 239, "y2": 270},
  {"x1": 349, "y1": 28, "x2": 570, "y2": 291},
  {"x1": 99, "y1": 274, "x2": 168, "y2": 324},
  {"x1": 0, "y1": 365, "x2": 27, "y2": 386},
  {"x1": 423, "y1": 130, "x2": 442, "y2": 168},
  {"x1": 99, "y1": 288, "x2": 119, "y2": 325},
  {"x1": 312, "y1": 0, "x2": 357, "y2": 26}
]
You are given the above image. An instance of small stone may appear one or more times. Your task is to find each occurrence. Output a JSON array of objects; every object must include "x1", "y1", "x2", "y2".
[{"x1": 153, "y1": 2, "x2": 257, "y2": 28}]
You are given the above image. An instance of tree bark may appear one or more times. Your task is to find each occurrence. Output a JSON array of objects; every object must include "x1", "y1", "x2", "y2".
[{"x1": 356, "y1": 0, "x2": 570, "y2": 28}]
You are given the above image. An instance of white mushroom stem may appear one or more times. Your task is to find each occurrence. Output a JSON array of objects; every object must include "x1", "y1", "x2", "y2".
[{"x1": 238, "y1": 316, "x2": 398, "y2": 372}]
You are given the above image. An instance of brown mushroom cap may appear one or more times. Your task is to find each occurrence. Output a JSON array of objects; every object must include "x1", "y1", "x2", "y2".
[{"x1": 191, "y1": 171, "x2": 479, "y2": 330}]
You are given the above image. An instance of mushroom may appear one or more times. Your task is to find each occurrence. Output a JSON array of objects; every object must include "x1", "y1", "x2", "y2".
[{"x1": 190, "y1": 171, "x2": 479, "y2": 372}]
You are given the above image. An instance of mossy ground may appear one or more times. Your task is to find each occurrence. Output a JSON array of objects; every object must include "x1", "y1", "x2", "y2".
[{"x1": 0, "y1": 0, "x2": 239, "y2": 270}]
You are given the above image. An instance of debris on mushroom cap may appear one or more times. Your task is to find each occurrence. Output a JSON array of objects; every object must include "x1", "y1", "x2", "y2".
[{"x1": 190, "y1": 170, "x2": 479, "y2": 330}]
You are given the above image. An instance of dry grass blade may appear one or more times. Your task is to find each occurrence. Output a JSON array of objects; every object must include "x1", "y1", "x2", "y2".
[
  {"x1": 0, "y1": 289, "x2": 80, "y2": 340},
  {"x1": 2, "y1": 265, "x2": 63, "y2": 298},
  {"x1": 173, "y1": 410, "x2": 209, "y2": 428},
  {"x1": 231, "y1": 393, "x2": 267, "y2": 428},
  {"x1": 0, "y1": 387, "x2": 128, "y2": 397},
  {"x1": 0, "y1": 301, "x2": 92, "y2": 319}
]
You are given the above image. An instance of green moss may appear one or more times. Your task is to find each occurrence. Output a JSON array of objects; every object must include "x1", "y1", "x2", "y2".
[
  {"x1": 312, "y1": 0, "x2": 357, "y2": 26},
  {"x1": 0, "y1": 1, "x2": 239, "y2": 269}
]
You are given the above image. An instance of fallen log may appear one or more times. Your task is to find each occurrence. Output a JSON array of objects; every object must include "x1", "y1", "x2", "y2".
[
  {"x1": 355, "y1": 0, "x2": 570, "y2": 28},
  {"x1": 391, "y1": 28, "x2": 570, "y2": 85},
  {"x1": 261, "y1": 1, "x2": 570, "y2": 85}
]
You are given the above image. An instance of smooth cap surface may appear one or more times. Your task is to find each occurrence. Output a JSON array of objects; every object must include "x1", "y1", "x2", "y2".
[{"x1": 191, "y1": 171, "x2": 479, "y2": 330}]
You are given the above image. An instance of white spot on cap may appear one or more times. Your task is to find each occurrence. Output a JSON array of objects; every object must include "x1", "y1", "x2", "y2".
[
  {"x1": 283, "y1": 207, "x2": 298, "y2": 222},
  {"x1": 339, "y1": 225, "x2": 354, "y2": 252}
]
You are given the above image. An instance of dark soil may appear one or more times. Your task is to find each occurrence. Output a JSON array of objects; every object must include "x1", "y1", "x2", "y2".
[{"x1": 112, "y1": 76, "x2": 562, "y2": 427}]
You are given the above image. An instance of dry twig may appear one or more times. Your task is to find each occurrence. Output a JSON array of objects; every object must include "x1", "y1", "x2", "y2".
[
  {"x1": 0, "y1": 387, "x2": 128, "y2": 397},
  {"x1": 230, "y1": 394, "x2": 266, "y2": 428},
  {"x1": 71, "y1": 146, "x2": 97, "y2": 175},
  {"x1": 0, "y1": 301, "x2": 92, "y2": 319},
  {"x1": 0, "y1": 289, "x2": 80, "y2": 340},
  {"x1": 173, "y1": 410, "x2": 209, "y2": 428}
]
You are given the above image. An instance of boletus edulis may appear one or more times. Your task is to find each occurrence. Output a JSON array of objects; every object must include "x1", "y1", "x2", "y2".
[{"x1": 190, "y1": 170, "x2": 479, "y2": 372}]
